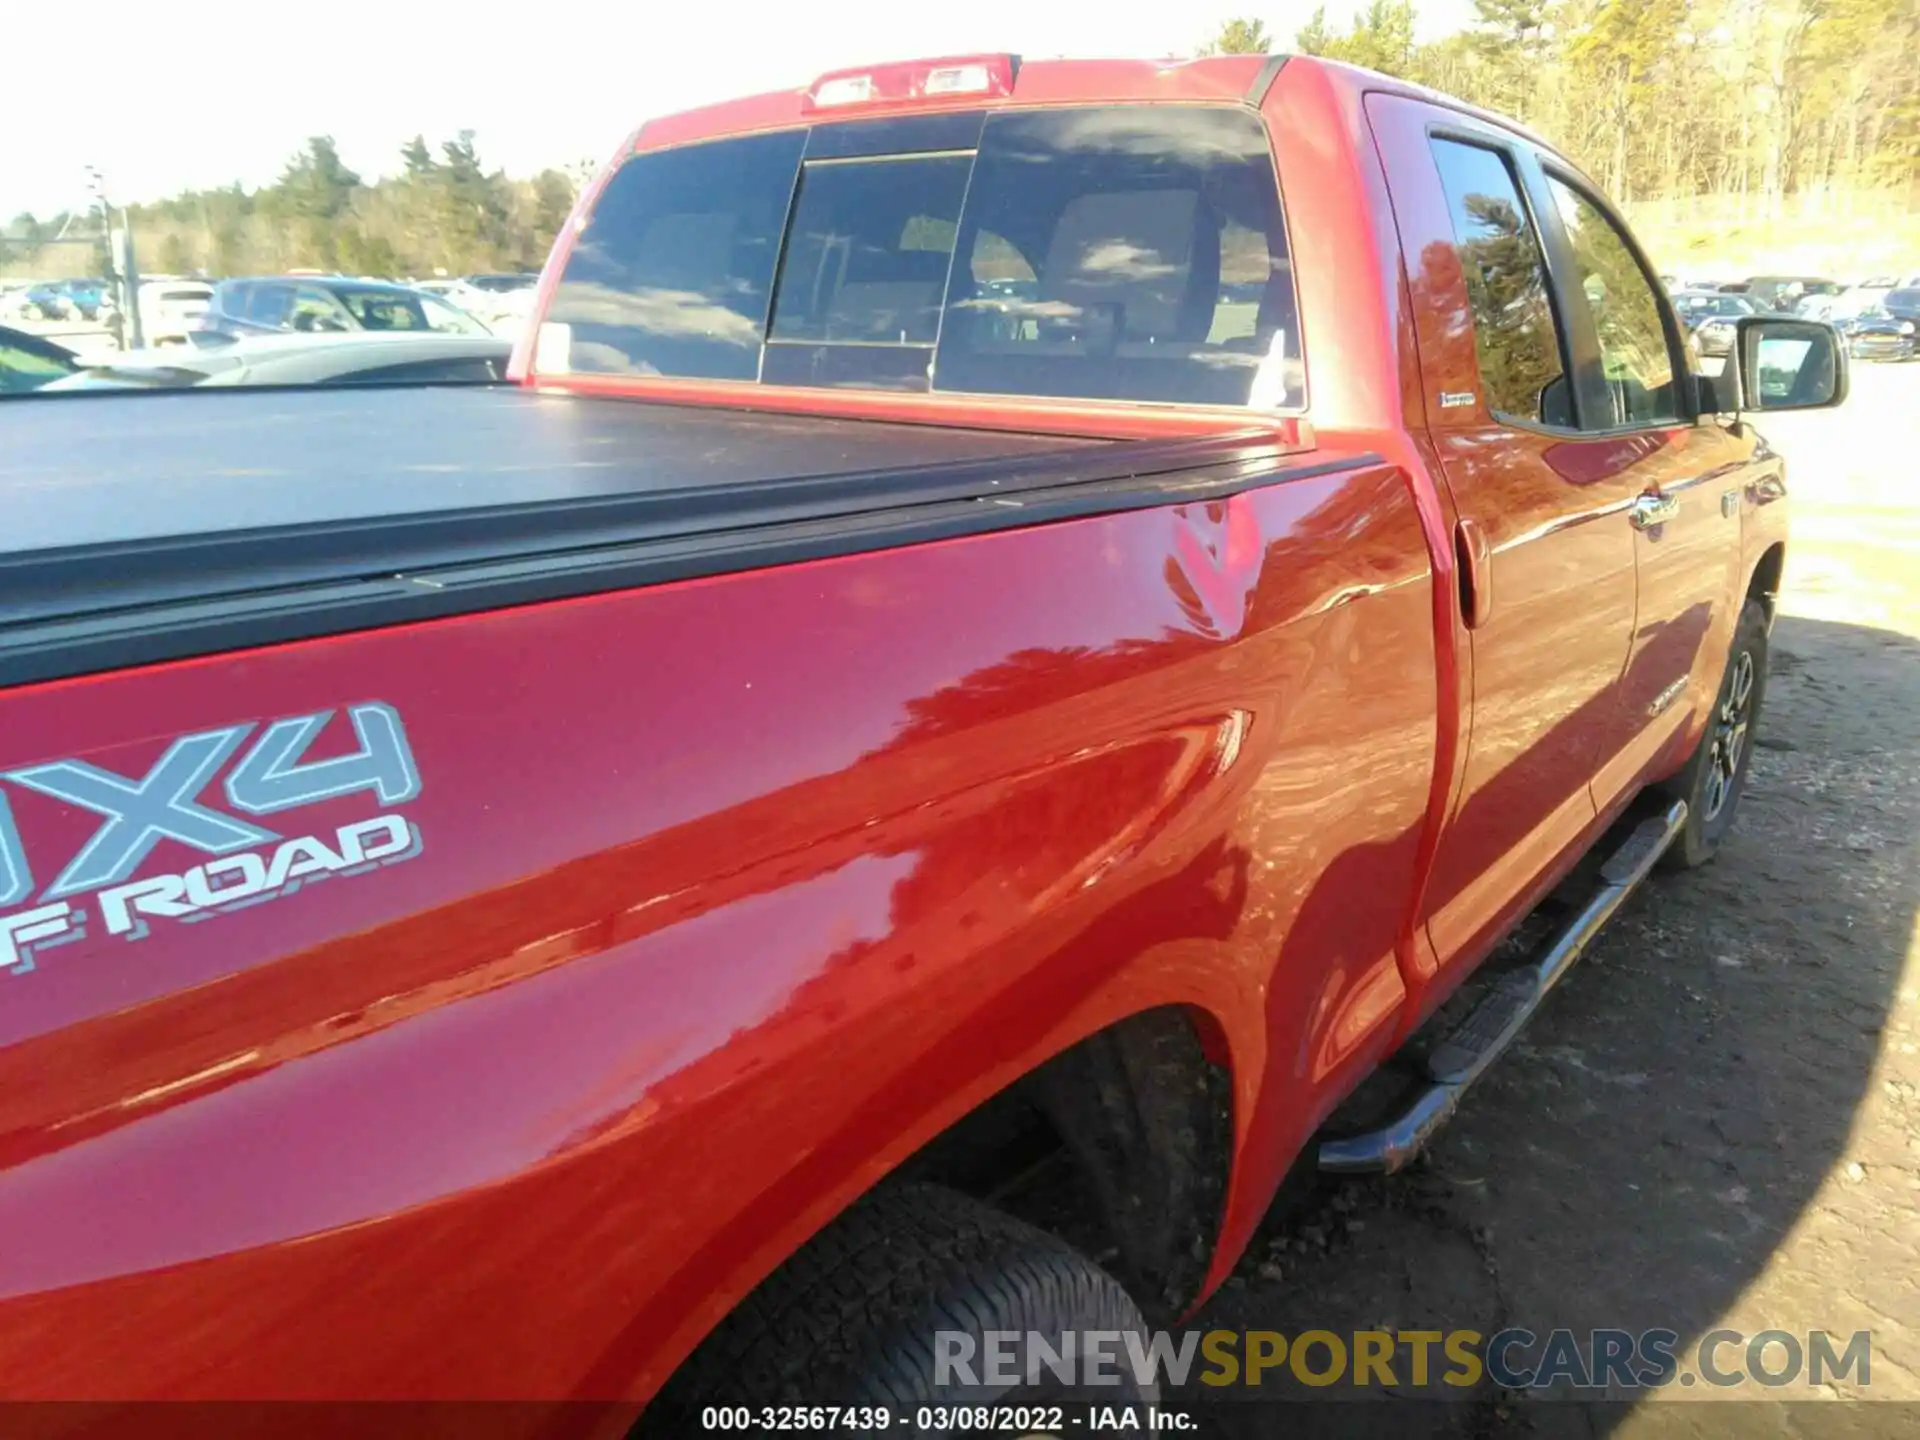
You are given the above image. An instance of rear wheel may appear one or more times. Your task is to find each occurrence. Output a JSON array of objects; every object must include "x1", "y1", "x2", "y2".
[
  {"x1": 638, "y1": 1184, "x2": 1153, "y2": 1436},
  {"x1": 1662, "y1": 597, "x2": 1770, "y2": 870}
]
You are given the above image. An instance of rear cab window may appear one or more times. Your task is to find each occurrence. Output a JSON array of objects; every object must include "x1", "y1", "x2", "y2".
[
  {"x1": 540, "y1": 105, "x2": 1303, "y2": 410},
  {"x1": 545, "y1": 130, "x2": 805, "y2": 380}
]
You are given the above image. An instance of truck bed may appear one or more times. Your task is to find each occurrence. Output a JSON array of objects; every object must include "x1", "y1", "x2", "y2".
[
  {"x1": 4, "y1": 386, "x2": 1099, "y2": 554},
  {"x1": 0, "y1": 386, "x2": 1314, "y2": 687}
]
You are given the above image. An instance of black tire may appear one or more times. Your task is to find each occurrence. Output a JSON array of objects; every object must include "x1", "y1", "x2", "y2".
[
  {"x1": 1661, "y1": 597, "x2": 1770, "y2": 870},
  {"x1": 639, "y1": 1184, "x2": 1154, "y2": 1437}
]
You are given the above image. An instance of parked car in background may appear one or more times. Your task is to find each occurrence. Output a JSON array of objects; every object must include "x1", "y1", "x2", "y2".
[
  {"x1": 1797, "y1": 281, "x2": 1892, "y2": 321},
  {"x1": 60, "y1": 280, "x2": 109, "y2": 322},
  {"x1": 1882, "y1": 286, "x2": 1920, "y2": 327},
  {"x1": 0, "y1": 325, "x2": 79, "y2": 392},
  {"x1": 1724, "y1": 275, "x2": 1841, "y2": 311},
  {"x1": 1832, "y1": 306, "x2": 1915, "y2": 361},
  {"x1": 19, "y1": 281, "x2": 72, "y2": 321},
  {"x1": 1671, "y1": 289, "x2": 1759, "y2": 357},
  {"x1": 138, "y1": 280, "x2": 215, "y2": 346},
  {"x1": 44, "y1": 331, "x2": 511, "y2": 390},
  {"x1": 13, "y1": 278, "x2": 110, "y2": 323},
  {"x1": 445, "y1": 273, "x2": 540, "y2": 332},
  {"x1": 196, "y1": 276, "x2": 492, "y2": 340},
  {"x1": 1672, "y1": 289, "x2": 1757, "y2": 325},
  {"x1": 460, "y1": 273, "x2": 538, "y2": 297}
]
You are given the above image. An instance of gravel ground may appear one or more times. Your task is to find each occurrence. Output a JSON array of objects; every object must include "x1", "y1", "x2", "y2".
[{"x1": 1177, "y1": 361, "x2": 1920, "y2": 1436}]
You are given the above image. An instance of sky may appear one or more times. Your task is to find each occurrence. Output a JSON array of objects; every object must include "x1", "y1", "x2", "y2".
[{"x1": 6, "y1": 0, "x2": 1475, "y2": 219}]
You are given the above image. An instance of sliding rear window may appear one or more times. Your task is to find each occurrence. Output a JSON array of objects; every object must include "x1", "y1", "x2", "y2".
[
  {"x1": 544, "y1": 130, "x2": 807, "y2": 380},
  {"x1": 541, "y1": 105, "x2": 1300, "y2": 409}
]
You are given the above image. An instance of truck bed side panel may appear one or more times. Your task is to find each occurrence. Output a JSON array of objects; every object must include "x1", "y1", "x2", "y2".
[{"x1": 0, "y1": 460, "x2": 1438, "y2": 1400}]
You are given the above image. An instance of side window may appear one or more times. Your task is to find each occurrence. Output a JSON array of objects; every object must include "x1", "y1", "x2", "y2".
[
  {"x1": 963, "y1": 230, "x2": 1040, "y2": 347},
  {"x1": 970, "y1": 230, "x2": 1035, "y2": 288},
  {"x1": 1544, "y1": 175, "x2": 1679, "y2": 428},
  {"x1": 339, "y1": 291, "x2": 429, "y2": 331},
  {"x1": 1429, "y1": 138, "x2": 1570, "y2": 427},
  {"x1": 289, "y1": 287, "x2": 353, "y2": 333},
  {"x1": 248, "y1": 284, "x2": 293, "y2": 327},
  {"x1": 420, "y1": 293, "x2": 490, "y2": 335}
]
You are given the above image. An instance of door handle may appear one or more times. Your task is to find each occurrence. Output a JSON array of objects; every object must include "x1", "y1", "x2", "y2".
[
  {"x1": 1455, "y1": 517, "x2": 1492, "y2": 629},
  {"x1": 1629, "y1": 493, "x2": 1680, "y2": 530}
]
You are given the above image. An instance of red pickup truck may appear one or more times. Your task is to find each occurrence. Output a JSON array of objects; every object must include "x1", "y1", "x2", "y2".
[{"x1": 0, "y1": 51, "x2": 1843, "y2": 1421}]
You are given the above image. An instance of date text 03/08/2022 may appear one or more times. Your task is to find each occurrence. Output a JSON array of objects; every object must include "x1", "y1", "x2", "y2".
[{"x1": 698, "y1": 1406, "x2": 1197, "y2": 1432}]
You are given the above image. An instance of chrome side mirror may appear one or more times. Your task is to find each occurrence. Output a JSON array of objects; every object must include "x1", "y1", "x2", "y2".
[{"x1": 1735, "y1": 317, "x2": 1848, "y2": 412}]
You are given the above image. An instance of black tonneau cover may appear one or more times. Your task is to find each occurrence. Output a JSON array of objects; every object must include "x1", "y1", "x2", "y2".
[
  {"x1": 1, "y1": 386, "x2": 1324, "y2": 687},
  {"x1": 6, "y1": 386, "x2": 1095, "y2": 554}
]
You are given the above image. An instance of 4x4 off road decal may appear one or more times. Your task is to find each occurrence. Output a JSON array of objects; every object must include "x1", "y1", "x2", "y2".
[{"x1": 0, "y1": 702, "x2": 422, "y2": 979}]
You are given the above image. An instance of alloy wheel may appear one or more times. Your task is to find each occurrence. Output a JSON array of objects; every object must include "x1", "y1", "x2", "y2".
[{"x1": 1702, "y1": 649, "x2": 1755, "y2": 823}]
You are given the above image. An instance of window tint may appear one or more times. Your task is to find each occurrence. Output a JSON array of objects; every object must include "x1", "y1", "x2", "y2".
[
  {"x1": 540, "y1": 107, "x2": 1298, "y2": 407},
  {"x1": 1429, "y1": 138, "x2": 1569, "y2": 426},
  {"x1": 770, "y1": 155, "x2": 970, "y2": 349},
  {"x1": 1545, "y1": 176, "x2": 1679, "y2": 428},
  {"x1": 545, "y1": 129, "x2": 806, "y2": 379},
  {"x1": 289, "y1": 287, "x2": 354, "y2": 332},
  {"x1": 248, "y1": 284, "x2": 293, "y2": 326},
  {"x1": 335, "y1": 289, "x2": 431, "y2": 331},
  {"x1": 1676, "y1": 293, "x2": 1749, "y2": 321},
  {"x1": 934, "y1": 107, "x2": 1299, "y2": 408},
  {"x1": 0, "y1": 342, "x2": 75, "y2": 393},
  {"x1": 418, "y1": 293, "x2": 491, "y2": 334}
]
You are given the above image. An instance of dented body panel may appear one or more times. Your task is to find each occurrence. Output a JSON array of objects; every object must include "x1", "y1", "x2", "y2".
[{"x1": 0, "y1": 463, "x2": 1437, "y2": 1399}]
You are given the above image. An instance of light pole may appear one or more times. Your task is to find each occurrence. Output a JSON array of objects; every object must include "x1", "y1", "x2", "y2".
[{"x1": 86, "y1": 166, "x2": 143, "y2": 350}]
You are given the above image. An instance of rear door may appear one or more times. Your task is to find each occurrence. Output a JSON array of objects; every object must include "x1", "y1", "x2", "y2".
[
  {"x1": 1367, "y1": 96, "x2": 1643, "y2": 980},
  {"x1": 1528, "y1": 168, "x2": 1745, "y2": 806}
]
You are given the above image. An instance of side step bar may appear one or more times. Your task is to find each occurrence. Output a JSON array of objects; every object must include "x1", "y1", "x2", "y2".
[{"x1": 1318, "y1": 799, "x2": 1688, "y2": 1175}]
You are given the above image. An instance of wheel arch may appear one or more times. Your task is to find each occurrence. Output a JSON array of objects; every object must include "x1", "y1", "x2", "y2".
[
  {"x1": 823, "y1": 1000, "x2": 1237, "y2": 1321},
  {"x1": 638, "y1": 1002, "x2": 1239, "y2": 1406},
  {"x1": 1747, "y1": 540, "x2": 1786, "y2": 623},
  {"x1": 1000, "y1": 1002, "x2": 1236, "y2": 1319}
]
